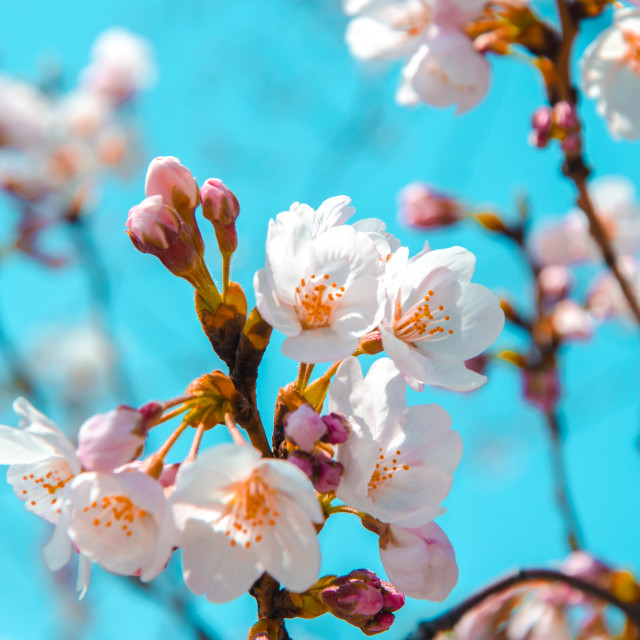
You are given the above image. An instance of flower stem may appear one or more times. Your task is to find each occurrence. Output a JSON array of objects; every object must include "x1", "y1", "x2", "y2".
[
  {"x1": 225, "y1": 412, "x2": 248, "y2": 446},
  {"x1": 184, "y1": 422, "x2": 207, "y2": 464}
]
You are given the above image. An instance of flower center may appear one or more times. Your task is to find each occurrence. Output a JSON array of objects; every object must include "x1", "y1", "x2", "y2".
[
  {"x1": 83, "y1": 494, "x2": 149, "y2": 538},
  {"x1": 293, "y1": 273, "x2": 345, "y2": 330},
  {"x1": 622, "y1": 29, "x2": 640, "y2": 77},
  {"x1": 225, "y1": 471, "x2": 280, "y2": 550},
  {"x1": 392, "y1": 289, "x2": 454, "y2": 343},
  {"x1": 369, "y1": 447, "x2": 410, "y2": 493}
]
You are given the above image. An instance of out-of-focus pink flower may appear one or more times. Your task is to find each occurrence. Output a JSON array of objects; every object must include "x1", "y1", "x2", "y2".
[
  {"x1": 551, "y1": 300, "x2": 594, "y2": 341},
  {"x1": 379, "y1": 521, "x2": 458, "y2": 601},
  {"x1": 531, "y1": 176, "x2": 640, "y2": 266},
  {"x1": 399, "y1": 182, "x2": 461, "y2": 229},
  {"x1": 554, "y1": 101, "x2": 579, "y2": 130},
  {"x1": 539, "y1": 265, "x2": 572, "y2": 301},
  {"x1": 145, "y1": 156, "x2": 198, "y2": 211},
  {"x1": 397, "y1": 27, "x2": 490, "y2": 114},
  {"x1": 76, "y1": 406, "x2": 147, "y2": 472},
  {"x1": 530, "y1": 106, "x2": 553, "y2": 148},
  {"x1": 284, "y1": 404, "x2": 327, "y2": 452},
  {"x1": 81, "y1": 28, "x2": 156, "y2": 105},
  {"x1": 582, "y1": 8, "x2": 640, "y2": 140},
  {"x1": 507, "y1": 599, "x2": 570, "y2": 640}
]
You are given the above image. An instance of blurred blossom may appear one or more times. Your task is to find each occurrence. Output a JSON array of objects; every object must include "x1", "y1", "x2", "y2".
[
  {"x1": 582, "y1": 8, "x2": 640, "y2": 140},
  {"x1": 399, "y1": 182, "x2": 461, "y2": 229},
  {"x1": 31, "y1": 323, "x2": 115, "y2": 404},
  {"x1": 551, "y1": 300, "x2": 594, "y2": 341},
  {"x1": 539, "y1": 265, "x2": 572, "y2": 301},
  {"x1": 531, "y1": 176, "x2": 640, "y2": 266},
  {"x1": 344, "y1": 0, "x2": 491, "y2": 112},
  {"x1": 523, "y1": 367, "x2": 559, "y2": 413},
  {"x1": 587, "y1": 256, "x2": 640, "y2": 321}
]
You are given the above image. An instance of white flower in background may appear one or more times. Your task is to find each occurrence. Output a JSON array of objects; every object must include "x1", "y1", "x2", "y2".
[
  {"x1": 167, "y1": 444, "x2": 323, "y2": 603},
  {"x1": 582, "y1": 8, "x2": 640, "y2": 140},
  {"x1": 330, "y1": 358, "x2": 462, "y2": 526},
  {"x1": 396, "y1": 26, "x2": 490, "y2": 113},
  {"x1": 379, "y1": 521, "x2": 458, "y2": 600},
  {"x1": 81, "y1": 28, "x2": 156, "y2": 104},
  {"x1": 380, "y1": 245, "x2": 503, "y2": 391},
  {"x1": 344, "y1": 0, "x2": 490, "y2": 112},
  {"x1": 532, "y1": 176, "x2": 640, "y2": 266},
  {"x1": 65, "y1": 469, "x2": 171, "y2": 580},
  {"x1": 0, "y1": 76, "x2": 51, "y2": 150},
  {"x1": 587, "y1": 256, "x2": 640, "y2": 321},
  {"x1": 254, "y1": 205, "x2": 383, "y2": 362},
  {"x1": 0, "y1": 398, "x2": 91, "y2": 595}
]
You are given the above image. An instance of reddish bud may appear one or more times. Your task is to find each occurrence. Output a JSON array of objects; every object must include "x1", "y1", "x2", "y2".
[
  {"x1": 284, "y1": 404, "x2": 327, "y2": 452},
  {"x1": 399, "y1": 182, "x2": 461, "y2": 229},
  {"x1": 321, "y1": 412, "x2": 350, "y2": 444},
  {"x1": 200, "y1": 178, "x2": 240, "y2": 255}
]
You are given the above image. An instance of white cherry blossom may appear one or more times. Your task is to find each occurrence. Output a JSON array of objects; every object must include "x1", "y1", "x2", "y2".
[
  {"x1": 65, "y1": 469, "x2": 171, "y2": 580},
  {"x1": 379, "y1": 245, "x2": 503, "y2": 391},
  {"x1": 379, "y1": 521, "x2": 458, "y2": 600},
  {"x1": 330, "y1": 357, "x2": 462, "y2": 527},
  {"x1": 254, "y1": 205, "x2": 383, "y2": 362},
  {"x1": 0, "y1": 398, "x2": 91, "y2": 595},
  {"x1": 166, "y1": 444, "x2": 323, "y2": 603},
  {"x1": 582, "y1": 8, "x2": 640, "y2": 140}
]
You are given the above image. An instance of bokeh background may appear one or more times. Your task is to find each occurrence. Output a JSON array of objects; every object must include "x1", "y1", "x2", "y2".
[{"x1": 0, "y1": 1, "x2": 638, "y2": 638}]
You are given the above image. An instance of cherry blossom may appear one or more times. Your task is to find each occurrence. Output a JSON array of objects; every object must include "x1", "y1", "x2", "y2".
[
  {"x1": 65, "y1": 469, "x2": 171, "y2": 580},
  {"x1": 330, "y1": 357, "x2": 462, "y2": 526},
  {"x1": 379, "y1": 521, "x2": 458, "y2": 600},
  {"x1": 166, "y1": 443, "x2": 323, "y2": 602},
  {"x1": 379, "y1": 245, "x2": 504, "y2": 391},
  {"x1": 582, "y1": 8, "x2": 640, "y2": 140},
  {"x1": 254, "y1": 204, "x2": 383, "y2": 362}
]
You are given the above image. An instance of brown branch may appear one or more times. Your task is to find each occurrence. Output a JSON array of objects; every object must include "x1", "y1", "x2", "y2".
[
  {"x1": 406, "y1": 568, "x2": 640, "y2": 640},
  {"x1": 546, "y1": 0, "x2": 640, "y2": 324}
]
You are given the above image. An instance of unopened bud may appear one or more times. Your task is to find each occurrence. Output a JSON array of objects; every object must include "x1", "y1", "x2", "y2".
[
  {"x1": 539, "y1": 265, "x2": 572, "y2": 300},
  {"x1": 399, "y1": 182, "x2": 461, "y2": 229},
  {"x1": 284, "y1": 404, "x2": 327, "y2": 452},
  {"x1": 127, "y1": 196, "x2": 205, "y2": 283},
  {"x1": 77, "y1": 406, "x2": 147, "y2": 472},
  {"x1": 184, "y1": 371, "x2": 237, "y2": 429},
  {"x1": 321, "y1": 412, "x2": 349, "y2": 444},
  {"x1": 553, "y1": 101, "x2": 578, "y2": 130},
  {"x1": 560, "y1": 133, "x2": 580, "y2": 153},
  {"x1": 201, "y1": 178, "x2": 240, "y2": 255},
  {"x1": 288, "y1": 450, "x2": 315, "y2": 477},
  {"x1": 145, "y1": 156, "x2": 198, "y2": 211},
  {"x1": 362, "y1": 612, "x2": 395, "y2": 635},
  {"x1": 322, "y1": 580, "x2": 384, "y2": 617},
  {"x1": 315, "y1": 458, "x2": 343, "y2": 492}
]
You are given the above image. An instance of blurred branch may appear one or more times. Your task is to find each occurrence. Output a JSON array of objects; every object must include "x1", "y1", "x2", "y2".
[
  {"x1": 547, "y1": 0, "x2": 640, "y2": 325},
  {"x1": 406, "y1": 568, "x2": 640, "y2": 640}
]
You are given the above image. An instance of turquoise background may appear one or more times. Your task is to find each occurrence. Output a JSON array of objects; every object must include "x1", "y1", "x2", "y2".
[{"x1": 0, "y1": 1, "x2": 638, "y2": 639}]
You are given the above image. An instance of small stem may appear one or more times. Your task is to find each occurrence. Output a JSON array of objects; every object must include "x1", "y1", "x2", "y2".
[
  {"x1": 184, "y1": 423, "x2": 206, "y2": 464},
  {"x1": 152, "y1": 421, "x2": 189, "y2": 462},
  {"x1": 153, "y1": 405, "x2": 190, "y2": 427},
  {"x1": 544, "y1": 408, "x2": 583, "y2": 551},
  {"x1": 324, "y1": 504, "x2": 361, "y2": 517},
  {"x1": 162, "y1": 394, "x2": 196, "y2": 410},
  {"x1": 407, "y1": 568, "x2": 640, "y2": 640},
  {"x1": 296, "y1": 363, "x2": 309, "y2": 392},
  {"x1": 222, "y1": 253, "x2": 231, "y2": 299},
  {"x1": 302, "y1": 363, "x2": 314, "y2": 389},
  {"x1": 225, "y1": 412, "x2": 248, "y2": 446}
]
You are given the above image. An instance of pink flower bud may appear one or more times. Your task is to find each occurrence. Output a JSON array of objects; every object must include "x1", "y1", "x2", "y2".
[
  {"x1": 399, "y1": 182, "x2": 461, "y2": 229},
  {"x1": 560, "y1": 133, "x2": 580, "y2": 153},
  {"x1": 553, "y1": 101, "x2": 578, "y2": 130},
  {"x1": 284, "y1": 404, "x2": 327, "y2": 452},
  {"x1": 380, "y1": 585, "x2": 405, "y2": 612},
  {"x1": 362, "y1": 612, "x2": 395, "y2": 635},
  {"x1": 126, "y1": 195, "x2": 179, "y2": 250},
  {"x1": 127, "y1": 196, "x2": 205, "y2": 282},
  {"x1": 145, "y1": 156, "x2": 198, "y2": 210},
  {"x1": 315, "y1": 458, "x2": 344, "y2": 492},
  {"x1": 288, "y1": 450, "x2": 315, "y2": 478},
  {"x1": 539, "y1": 265, "x2": 572, "y2": 300},
  {"x1": 464, "y1": 354, "x2": 489, "y2": 377},
  {"x1": 322, "y1": 581, "x2": 384, "y2": 617},
  {"x1": 321, "y1": 412, "x2": 349, "y2": 444},
  {"x1": 200, "y1": 178, "x2": 240, "y2": 255},
  {"x1": 77, "y1": 406, "x2": 146, "y2": 472},
  {"x1": 532, "y1": 106, "x2": 553, "y2": 135}
]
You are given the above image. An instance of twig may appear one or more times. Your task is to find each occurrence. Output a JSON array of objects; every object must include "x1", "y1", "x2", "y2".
[
  {"x1": 406, "y1": 568, "x2": 640, "y2": 639},
  {"x1": 547, "y1": 0, "x2": 640, "y2": 324}
]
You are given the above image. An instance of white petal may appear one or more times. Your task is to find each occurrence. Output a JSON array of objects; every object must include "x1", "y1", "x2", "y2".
[{"x1": 0, "y1": 426, "x2": 56, "y2": 464}]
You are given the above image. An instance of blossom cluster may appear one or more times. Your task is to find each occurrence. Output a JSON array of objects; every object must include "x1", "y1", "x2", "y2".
[
  {"x1": 0, "y1": 28, "x2": 155, "y2": 265},
  {"x1": 0, "y1": 157, "x2": 504, "y2": 637}
]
